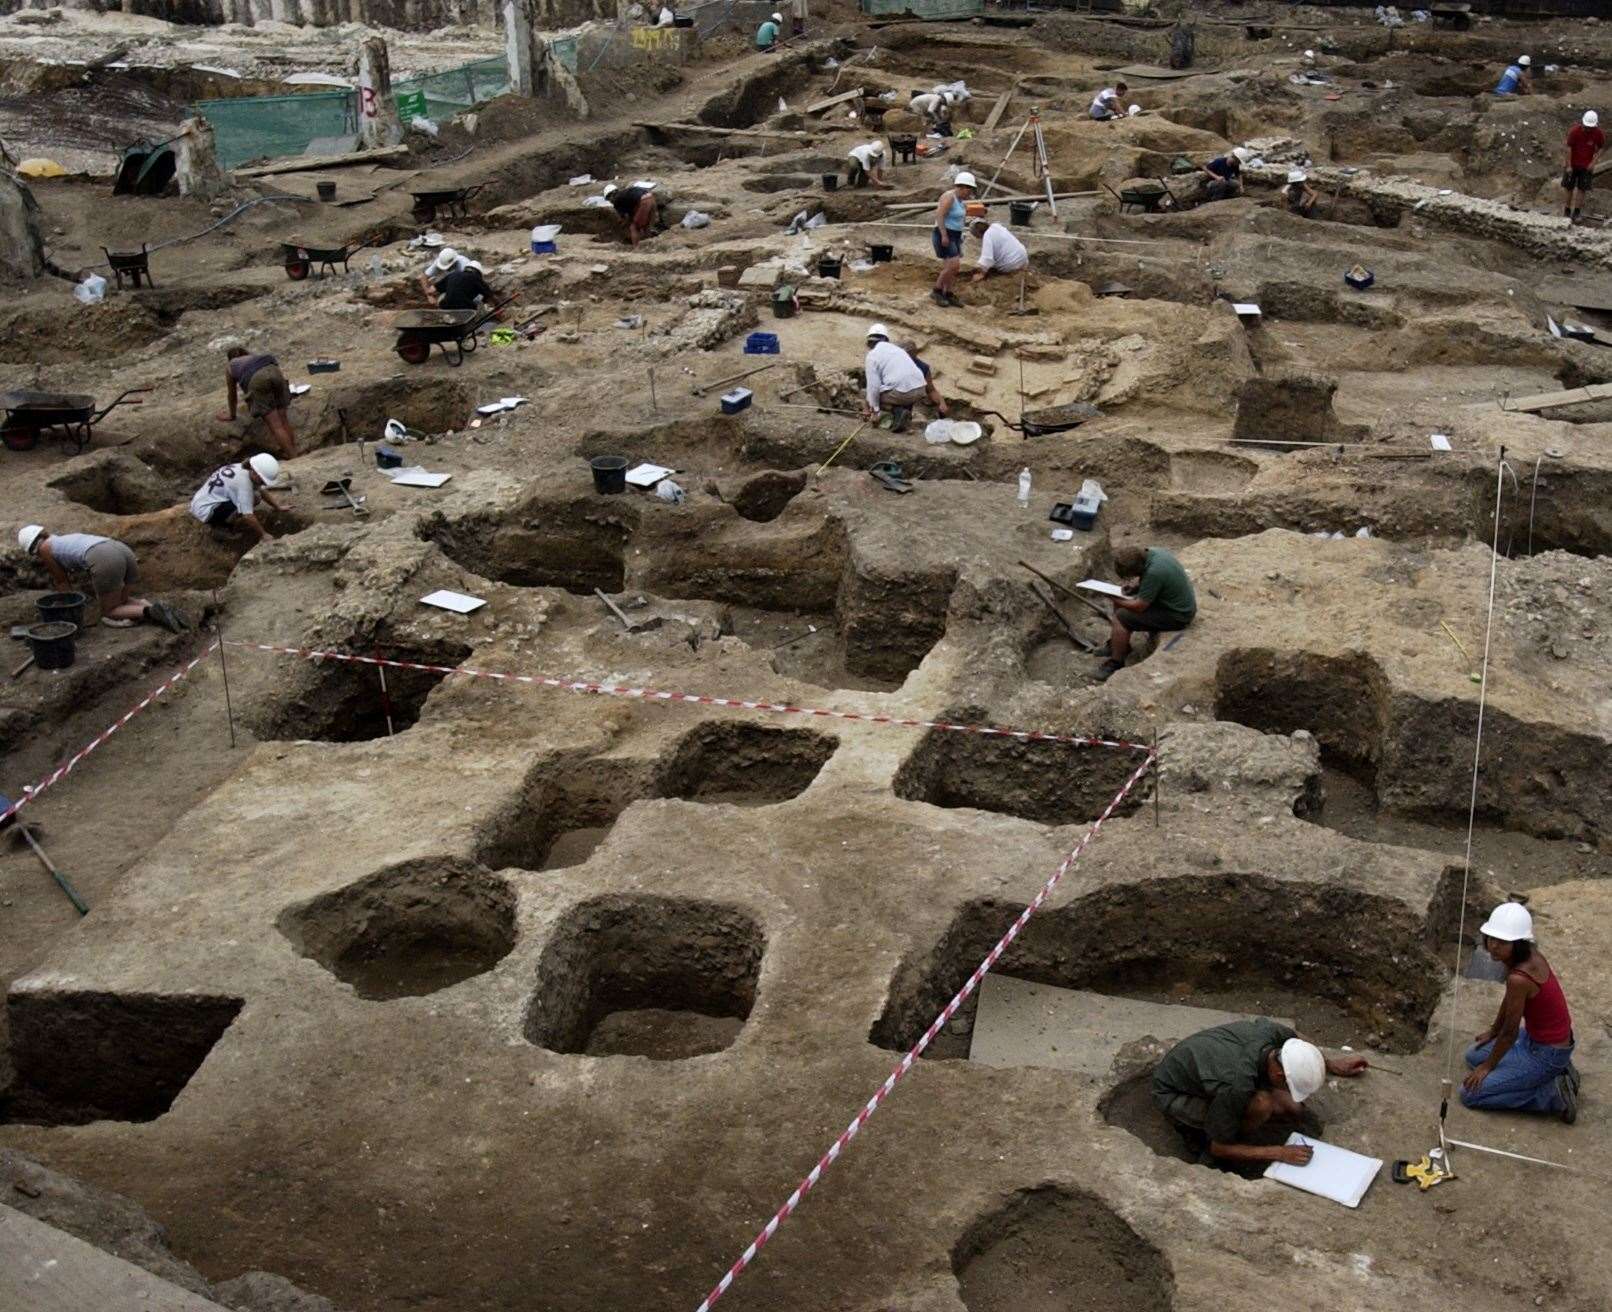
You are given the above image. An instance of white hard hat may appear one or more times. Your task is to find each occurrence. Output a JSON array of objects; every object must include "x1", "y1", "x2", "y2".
[
  {"x1": 1287, "y1": 168, "x2": 1307, "y2": 183},
  {"x1": 1303, "y1": 48, "x2": 1316, "y2": 59},
  {"x1": 1479, "y1": 901, "x2": 1535, "y2": 942},
  {"x1": 1585, "y1": 111, "x2": 1600, "y2": 128},
  {"x1": 1128, "y1": 104, "x2": 1142, "y2": 116},
  {"x1": 866, "y1": 322, "x2": 890, "y2": 340},
  {"x1": 17, "y1": 525, "x2": 44, "y2": 554},
  {"x1": 247, "y1": 453, "x2": 281, "y2": 484},
  {"x1": 1233, "y1": 147, "x2": 1252, "y2": 162},
  {"x1": 954, "y1": 170, "x2": 977, "y2": 189},
  {"x1": 772, "y1": 10, "x2": 782, "y2": 19},
  {"x1": 1519, "y1": 55, "x2": 1532, "y2": 66},
  {"x1": 1280, "y1": 1038, "x2": 1326, "y2": 1103},
  {"x1": 429, "y1": 247, "x2": 460, "y2": 273},
  {"x1": 868, "y1": 141, "x2": 884, "y2": 157},
  {"x1": 603, "y1": 183, "x2": 618, "y2": 197}
]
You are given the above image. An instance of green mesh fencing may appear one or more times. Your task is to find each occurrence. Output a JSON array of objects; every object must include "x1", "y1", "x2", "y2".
[{"x1": 195, "y1": 56, "x2": 511, "y2": 170}]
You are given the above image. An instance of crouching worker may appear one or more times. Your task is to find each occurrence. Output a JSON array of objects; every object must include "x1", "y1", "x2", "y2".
[
  {"x1": 756, "y1": 11, "x2": 782, "y2": 48},
  {"x1": 862, "y1": 323, "x2": 929, "y2": 433},
  {"x1": 846, "y1": 141, "x2": 891, "y2": 190},
  {"x1": 969, "y1": 218, "x2": 1028, "y2": 281},
  {"x1": 1202, "y1": 146, "x2": 1249, "y2": 201},
  {"x1": 1153, "y1": 1019, "x2": 1369, "y2": 1167},
  {"x1": 1284, "y1": 168, "x2": 1318, "y2": 218},
  {"x1": 217, "y1": 344, "x2": 296, "y2": 459},
  {"x1": 1461, "y1": 902, "x2": 1579, "y2": 1123},
  {"x1": 1098, "y1": 544, "x2": 1195, "y2": 680},
  {"x1": 189, "y1": 454, "x2": 286, "y2": 546},
  {"x1": 17, "y1": 526, "x2": 187, "y2": 633},
  {"x1": 603, "y1": 183, "x2": 659, "y2": 247}
]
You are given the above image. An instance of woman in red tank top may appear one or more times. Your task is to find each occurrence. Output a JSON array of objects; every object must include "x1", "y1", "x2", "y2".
[{"x1": 1460, "y1": 902, "x2": 1578, "y2": 1123}]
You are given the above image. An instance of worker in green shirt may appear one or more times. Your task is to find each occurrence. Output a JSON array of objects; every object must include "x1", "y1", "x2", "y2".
[
  {"x1": 1152, "y1": 1019, "x2": 1371, "y2": 1167},
  {"x1": 1098, "y1": 544, "x2": 1197, "y2": 680},
  {"x1": 756, "y1": 11, "x2": 782, "y2": 48}
]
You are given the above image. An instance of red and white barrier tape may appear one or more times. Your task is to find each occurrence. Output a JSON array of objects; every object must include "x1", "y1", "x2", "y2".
[
  {"x1": 224, "y1": 641, "x2": 1150, "y2": 753},
  {"x1": 691, "y1": 748, "x2": 1157, "y2": 1312},
  {"x1": 0, "y1": 640, "x2": 219, "y2": 829}
]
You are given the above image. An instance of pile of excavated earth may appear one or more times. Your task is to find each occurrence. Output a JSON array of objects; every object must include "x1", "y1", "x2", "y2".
[{"x1": 0, "y1": 3, "x2": 1609, "y2": 1312}]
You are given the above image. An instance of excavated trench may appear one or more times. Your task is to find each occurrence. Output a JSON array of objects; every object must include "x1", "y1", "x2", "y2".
[
  {"x1": 49, "y1": 451, "x2": 180, "y2": 516},
  {"x1": 525, "y1": 894, "x2": 764, "y2": 1059},
  {"x1": 243, "y1": 639, "x2": 472, "y2": 743},
  {"x1": 276, "y1": 858, "x2": 517, "y2": 1001},
  {"x1": 870, "y1": 876, "x2": 1448, "y2": 1060}
]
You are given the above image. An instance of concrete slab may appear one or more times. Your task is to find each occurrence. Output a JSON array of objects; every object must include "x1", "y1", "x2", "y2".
[
  {"x1": 0, "y1": 1204, "x2": 231, "y2": 1312},
  {"x1": 968, "y1": 975, "x2": 1288, "y2": 1076}
]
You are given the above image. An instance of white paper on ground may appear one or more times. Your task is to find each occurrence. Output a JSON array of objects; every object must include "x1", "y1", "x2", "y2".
[
  {"x1": 289, "y1": 383, "x2": 311, "y2": 396},
  {"x1": 1429, "y1": 434, "x2": 1452, "y2": 451},
  {"x1": 1076, "y1": 579, "x2": 1126, "y2": 598},
  {"x1": 1264, "y1": 1134, "x2": 1383, "y2": 1208},
  {"x1": 625, "y1": 462, "x2": 673, "y2": 487},
  {"x1": 389, "y1": 469, "x2": 452, "y2": 488},
  {"x1": 1232, "y1": 302, "x2": 1262, "y2": 316},
  {"x1": 420, "y1": 589, "x2": 486, "y2": 614}
]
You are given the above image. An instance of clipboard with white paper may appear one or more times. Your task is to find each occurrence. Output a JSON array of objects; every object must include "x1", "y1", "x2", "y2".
[{"x1": 1263, "y1": 1134, "x2": 1383, "y2": 1208}]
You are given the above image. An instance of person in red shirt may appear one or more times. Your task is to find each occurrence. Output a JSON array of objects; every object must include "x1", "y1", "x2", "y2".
[{"x1": 1564, "y1": 110, "x2": 1605, "y2": 224}]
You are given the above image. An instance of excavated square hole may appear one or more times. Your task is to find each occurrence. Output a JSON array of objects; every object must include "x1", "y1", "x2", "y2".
[
  {"x1": 48, "y1": 453, "x2": 176, "y2": 516},
  {"x1": 526, "y1": 895, "x2": 764, "y2": 1059},
  {"x1": 953, "y1": 1186, "x2": 1173, "y2": 1312},
  {"x1": 661, "y1": 722, "x2": 836, "y2": 805},
  {"x1": 421, "y1": 506, "x2": 628, "y2": 596},
  {"x1": 276, "y1": 859, "x2": 517, "y2": 1000},
  {"x1": 478, "y1": 756, "x2": 658, "y2": 873},
  {"x1": 2, "y1": 990, "x2": 243, "y2": 1126},
  {"x1": 245, "y1": 640, "x2": 471, "y2": 743},
  {"x1": 893, "y1": 710, "x2": 1147, "y2": 826}
]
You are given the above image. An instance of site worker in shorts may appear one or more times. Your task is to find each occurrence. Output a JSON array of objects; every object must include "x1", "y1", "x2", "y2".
[
  {"x1": 189, "y1": 454, "x2": 287, "y2": 545},
  {"x1": 969, "y1": 219, "x2": 1028, "y2": 281},
  {"x1": 1563, "y1": 110, "x2": 1604, "y2": 224},
  {"x1": 1098, "y1": 545, "x2": 1196, "y2": 680},
  {"x1": 217, "y1": 345, "x2": 297, "y2": 459},
  {"x1": 603, "y1": 183, "x2": 659, "y2": 247},
  {"x1": 756, "y1": 11, "x2": 782, "y2": 49},
  {"x1": 930, "y1": 172, "x2": 975, "y2": 307},
  {"x1": 861, "y1": 324, "x2": 929, "y2": 433},
  {"x1": 1152, "y1": 1019, "x2": 1369, "y2": 1166},
  {"x1": 1461, "y1": 902, "x2": 1580, "y2": 1123},
  {"x1": 1494, "y1": 54, "x2": 1532, "y2": 96},
  {"x1": 846, "y1": 141, "x2": 891, "y2": 190},
  {"x1": 17, "y1": 526, "x2": 186, "y2": 633}
]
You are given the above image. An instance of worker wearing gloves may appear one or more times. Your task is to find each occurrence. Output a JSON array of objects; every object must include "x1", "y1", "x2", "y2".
[
  {"x1": 1461, "y1": 902, "x2": 1579, "y2": 1123},
  {"x1": 217, "y1": 343, "x2": 296, "y2": 459},
  {"x1": 756, "y1": 11, "x2": 782, "y2": 48},
  {"x1": 931, "y1": 171, "x2": 975, "y2": 308},
  {"x1": 969, "y1": 219, "x2": 1028, "y2": 280},
  {"x1": 17, "y1": 526, "x2": 186, "y2": 632},
  {"x1": 1153, "y1": 1019, "x2": 1370, "y2": 1167},
  {"x1": 1494, "y1": 54, "x2": 1532, "y2": 96},
  {"x1": 1098, "y1": 544, "x2": 1195, "y2": 680},
  {"x1": 846, "y1": 141, "x2": 890, "y2": 189},
  {"x1": 861, "y1": 324, "x2": 929, "y2": 433},
  {"x1": 189, "y1": 454, "x2": 288, "y2": 545}
]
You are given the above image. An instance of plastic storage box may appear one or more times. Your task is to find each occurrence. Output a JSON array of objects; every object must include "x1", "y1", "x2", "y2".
[
  {"x1": 720, "y1": 388, "x2": 754, "y2": 415},
  {"x1": 744, "y1": 332, "x2": 780, "y2": 355}
]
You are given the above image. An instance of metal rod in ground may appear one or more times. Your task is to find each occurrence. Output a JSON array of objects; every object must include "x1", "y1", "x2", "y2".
[
  {"x1": 376, "y1": 650, "x2": 395, "y2": 737},
  {"x1": 212, "y1": 590, "x2": 236, "y2": 749},
  {"x1": 649, "y1": 367, "x2": 659, "y2": 413},
  {"x1": 18, "y1": 823, "x2": 88, "y2": 916},
  {"x1": 1153, "y1": 729, "x2": 1160, "y2": 828}
]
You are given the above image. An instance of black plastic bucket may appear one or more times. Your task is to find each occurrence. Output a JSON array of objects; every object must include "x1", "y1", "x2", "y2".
[
  {"x1": 26, "y1": 621, "x2": 77, "y2": 671},
  {"x1": 1009, "y1": 201, "x2": 1034, "y2": 226},
  {"x1": 36, "y1": 591, "x2": 86, "y2": 628},
  {"x1": 817, "y1": 257, "x2": 842, "y2": 279},
  {"x1": 822, "y1": 173, "x2": 839, "y2": 192},
  {"x1": 869, "y1": 243, "x2": 893, "y2": 263},
  {"x1": 590, "y1": 455, "x2": 628, "y2": 494},
  {"x1": 317, "y1": 180, "x2": 336, "y2": 201}
]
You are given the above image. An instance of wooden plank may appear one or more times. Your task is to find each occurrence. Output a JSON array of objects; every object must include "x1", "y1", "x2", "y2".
[
  {"x1": 982, "y1": 78, "x2": 1018, "y2": 131},
  {"x1": 1487, "y1": 381, "x2": 1612, "y2": 413},
  {"x1": 804, "y1": 87, "x2": 864, "y2": 115},
  {"x1": 1537, "y1": 279, "x2": 1612, "y2": 312},
  {"x1": 234, "y1": 144, "x2": 408, "y2": 179},
  {"x1": 639, "y1": 121, "x2": 808, "y2": 140}
]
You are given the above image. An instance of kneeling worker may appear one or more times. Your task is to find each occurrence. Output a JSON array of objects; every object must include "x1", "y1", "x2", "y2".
[
  {"x1": 1284, "y1": 168, "x2": 1317, "y2": 218},
  {"x1": 909, "y1": 89, "x2": 950, "y2": 130},
  {"x1": 1089, "y1": 81, "x2": 1128, "y2": 121},
  {"x1": 756, "y1": 11, "x2": 782, "y2": 49},
  {"x1": 17, "y1": 526, "x2": 186, "y2": 632},
  {"x1": 862, "y1": 323, "x2": 929, "y2": 433},
  {"x1": 1153, "y1": 1018, "x2": 1369, "y2": 1166},
  {"x1": 1099, "y1": 544, "x2": 1195, "y2": 680},
  {"x1": 846, "y1": 141, "x2": 891, "y2": 190},
  {"x1": 603, "y1": 183, "x2": 659, "y2": 247},
  {"x1": 189, "y1": 454, "x2": 287, "y2": 546},
  {"x1": 969, "y1": 218, "x2": 1028, "y2": 281},
  {"x1": 1202, "y1": 146, "x2": 1249, "y2": 201}
]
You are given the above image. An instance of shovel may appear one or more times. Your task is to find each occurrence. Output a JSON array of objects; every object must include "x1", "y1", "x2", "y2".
[{"x1": 321, "y1": 475, "x2": 369, "y2": 518}]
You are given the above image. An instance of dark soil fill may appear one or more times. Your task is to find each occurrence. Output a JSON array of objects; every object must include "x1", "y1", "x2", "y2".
[
  {"x1": 953, "y1": 1186, "x2": 1173, "y2": 1312},
  {"x1": 541, "y1": 825, "x2": 614, "y2": 871},
  {"x1": 725, "y1": 604, "x2": 903, "y2": 694},
  {"x1": 583, "y1": 1008, "x2": 746, "y2": 1059},
  {"x1": 663, "y1": 722, "x2": 836, "y2": 804}
]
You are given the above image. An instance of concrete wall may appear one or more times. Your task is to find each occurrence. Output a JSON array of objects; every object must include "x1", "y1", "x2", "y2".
[
  {"x1": 573, "y1": 22, "x2": 698, "y2": 70},
  {"x1": 0, "y1": 0, "x2": 505, "y2": 30}
]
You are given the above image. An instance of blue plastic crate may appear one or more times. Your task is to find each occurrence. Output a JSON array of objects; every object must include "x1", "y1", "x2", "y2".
[
  {"x1": 721, "y1": 388, "x2": 753, "y2": 415},
  {"x1": 744, "y1": 332, "x2": 780, "y2": 355}
]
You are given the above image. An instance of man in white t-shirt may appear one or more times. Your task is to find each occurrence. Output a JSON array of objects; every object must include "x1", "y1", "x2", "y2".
[
  {"x1": 862, "y1": 323, "x2": 929, "y2": 432},
  {"x1": 1090, "y1": 82, "x2": 1127, "y2": 121},
  {"x1": 969, "y1": 219, "x2": 1028, "y2": 280},
  {"x1": 909, "y1": 90, "x2": 948, "y2": 128},
  {"x1": 846, "y1": 141, "x2": 890, "y2": 189},
  {"x1": 189, "y1": 453, "x2": 287, "y2": 544}
]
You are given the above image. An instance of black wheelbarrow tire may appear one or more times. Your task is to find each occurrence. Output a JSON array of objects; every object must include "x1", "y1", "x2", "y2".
[
  {"x1": 2, "y1": 426, "x2": 39, "y2": 452},
  {"x1": 396, "y1": 338, "x2": 431, "y2": 365},
  {"x1": 285, "y1": 259, "x2": 312, "y2": 281},
  {"x1": 462, "y1": 333, "x2": 478, "y2": 355}
]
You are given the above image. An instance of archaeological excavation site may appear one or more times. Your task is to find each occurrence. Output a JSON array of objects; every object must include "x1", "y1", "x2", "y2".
[{"x1": 1, "y1": 0, "x2": 1611, "y2": 1307}]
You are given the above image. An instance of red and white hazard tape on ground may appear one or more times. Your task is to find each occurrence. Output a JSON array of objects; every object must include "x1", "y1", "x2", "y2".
[
  {"x1": 690, "y1": 747, "x2": 1156, "y2": 1312},
  {"x1": 223, "y1": 640, "x2": 1151, "y2": 753},
  {"x1": 0, "y1": 640, "x2": 219, "y2": 829}
]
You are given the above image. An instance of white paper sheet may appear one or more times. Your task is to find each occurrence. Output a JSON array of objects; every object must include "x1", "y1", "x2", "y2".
[
  {"x1": 1429, "y1": 434, "x2": 1452, "y2": 451},
  {"x1": 1232, "y1": 302, "x2": 1262, "y2": 317},
  {"x1": 1076, "y1": 579, "x2": 1126, "y2": 598},
  {"x1": 289, "y1": 383, "x2": 311, "y2": 396},
  {"x1": 389, "y1": 469, "x2": 452, "y2": 488},
  {"x1": 420, "y1": 589, "x2": 486, "y2": 614},
  {"x1": 1264, "y1": 1134, "x2": 1382, "y2": 1209},
  {"x1": 625, "y1": 462, "x2": 673, "y2": 488}
]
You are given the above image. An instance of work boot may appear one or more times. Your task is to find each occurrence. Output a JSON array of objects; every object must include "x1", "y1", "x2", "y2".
[
  {"x1": 890, "y1": 407, "x2": 911, "y2": 433},
  {"x1": 1566, "y1": 1059, "x2": 1581, "y2": 1095},
  {"x1": 1095, "y1": 658, "x2": 1124, "y2": 681},
  {"x1": 1556, "y1": 1073, "x2": 1578, "y2": 1124},
  {"x1": 930, "y1": 289, "x2": 949, "y2": 306},
  {"x1": 944, "y1": 291, "x2": 965, "y2": 307}
]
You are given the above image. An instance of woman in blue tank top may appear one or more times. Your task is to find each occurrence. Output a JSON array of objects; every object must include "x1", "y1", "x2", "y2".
[{"x1": 930, "y1": 171, "x2": 976, "y2": 307}]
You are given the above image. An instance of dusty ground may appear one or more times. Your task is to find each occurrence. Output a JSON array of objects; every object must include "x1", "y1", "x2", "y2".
[{"x1": 1, "y1": 4, "x2": 1610, "y2": 1312}]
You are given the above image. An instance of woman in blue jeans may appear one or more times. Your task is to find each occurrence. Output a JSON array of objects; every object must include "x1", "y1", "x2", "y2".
[
  {"x1": 930, "y1": 172, "x2": 975, "y2": 308},
  {"x1": 1461, "y1": 901, "x2": 1579, "y2": 1123}
]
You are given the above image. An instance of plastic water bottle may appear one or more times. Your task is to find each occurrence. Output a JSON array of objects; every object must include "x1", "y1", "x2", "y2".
[
  {"x1": 368, "y1": 253, "x2": 383, "y2": 279},
  {"x1": 1017, "y1": 467, "x2": 1032, "y2": 509}
]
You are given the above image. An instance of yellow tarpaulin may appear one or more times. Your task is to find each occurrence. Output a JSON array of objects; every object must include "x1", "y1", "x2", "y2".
[{"x1": 17, "y1": 158, "x2": 68, "y2": 178}]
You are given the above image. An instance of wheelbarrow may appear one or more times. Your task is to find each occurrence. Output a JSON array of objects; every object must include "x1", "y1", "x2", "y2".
[
  {"x1": 409, "y1": 183, "x2": 485, "y2": 222},
  {"x1": 1107, "y1": 178, "x2": 1181, "y2": 215},
  {"x1": 974, "y1": 401, "x2": 1102, "y2": 440},
  {"x1": 0, "y1": 387, "x2": 153, "y2": 454},
  {"x1": 390, "y1": 294, "x2": 517, "y2": 366},
  {"x1": 101, "y1": 244, "x2": 154, "y2": 289},
  {"x1": 281, "y1": 236, "x2": 377, "y2": 280}
]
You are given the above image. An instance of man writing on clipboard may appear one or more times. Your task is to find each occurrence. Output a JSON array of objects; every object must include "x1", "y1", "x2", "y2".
[{"x1": 1097, "y1": 544, "x2": 1197, "y2": 681}]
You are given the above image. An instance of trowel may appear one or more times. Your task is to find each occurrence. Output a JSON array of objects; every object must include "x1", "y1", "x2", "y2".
[{"x1": 321, "y1": 475, "x2": 369, "y2": 518}]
